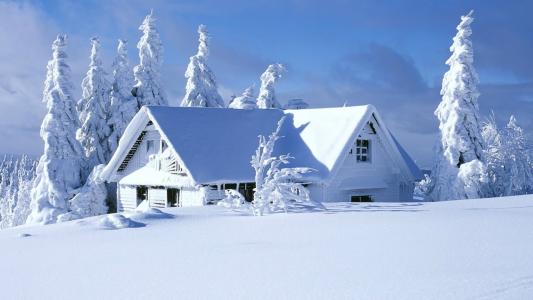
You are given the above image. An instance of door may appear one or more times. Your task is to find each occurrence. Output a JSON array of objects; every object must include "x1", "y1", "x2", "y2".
[
  {"x1": 167, "y1": 188, "x2": 180, "y2": 207},
  {"x1": 136, "y1": 186, "x2": 148, "y2": 206}
]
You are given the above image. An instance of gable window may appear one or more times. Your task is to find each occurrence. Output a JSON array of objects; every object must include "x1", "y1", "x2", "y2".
[
  {"x1": 349, "y1": 139, "x2": 370, "y2": 162},
  {"x1": 351, "y1": 195, "x2": 372, "y2": 202},
  {"x1": 147, "y1": 140, "x2": 155, "y2": 152}
]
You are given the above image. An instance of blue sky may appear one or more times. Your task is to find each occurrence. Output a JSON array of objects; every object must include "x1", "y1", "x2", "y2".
[{"x1": 1, "y1": 0, "x2": 532, "y2": 168}]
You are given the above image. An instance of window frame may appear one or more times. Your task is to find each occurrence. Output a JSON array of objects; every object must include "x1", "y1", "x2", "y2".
[{"x1": 350, "y1": 138, "x2": 371, "y2": 162}]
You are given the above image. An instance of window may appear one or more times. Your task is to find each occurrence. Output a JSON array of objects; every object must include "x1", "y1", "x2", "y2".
[
  {"x1": 351, "y1": 195, "x2": 372, "y2": 202},
  {"x1": 223, "y1": 183, "x2": 237, "y2": 190},
  {"x1": 161, "y1": 140, "x2": 168, "y2": 152},
  {"x1": 349, "y1": 139, "x2": 370, "y2": 162},
  {"x1": 146, "y1": 140, "x2": 155, "y2": 152}
]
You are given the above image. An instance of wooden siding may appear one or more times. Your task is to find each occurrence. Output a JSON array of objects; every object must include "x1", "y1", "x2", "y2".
[
  {"x1": 148, "y1": 188, "x2": 167, "y2": 208},
  {"x1": 118, "y1": 185, "x2": 137, "y2": 212}
]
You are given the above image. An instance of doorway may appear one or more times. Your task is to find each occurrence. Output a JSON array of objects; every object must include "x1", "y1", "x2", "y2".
[{"x1": 167, "y1": 188, "x2": 180, "y2": 207}]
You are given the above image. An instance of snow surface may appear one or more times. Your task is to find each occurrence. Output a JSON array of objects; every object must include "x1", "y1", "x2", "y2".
[{"x1": 1, "y1": 196, "x2": 533, "y2": 299}]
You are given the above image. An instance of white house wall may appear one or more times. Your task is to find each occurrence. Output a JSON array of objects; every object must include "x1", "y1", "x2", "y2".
[
  {"x1": 148, "y1": 188, "x2": 167, "y2": 208},
  {"x1": 118, "y1": 185, "x2": 137, "y2": 212},
  {"x1": 180, "y1": 187, "x2": 205, "y2": 207},
  {"x1": 120, "y1": 129, "x2": 161, "y2": 178},
  {"x1": 320, "y1": 123, "x2": 411, "y2": 202}
]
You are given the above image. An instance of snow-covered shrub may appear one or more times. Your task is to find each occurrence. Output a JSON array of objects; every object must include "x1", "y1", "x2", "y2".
[
  {"x1": 457, "y1": 159, "x2": 487, "y2": 199},
  {"x1": 28, "y1": 35, "x2": 86, "y2": 225},
  {"x1": 250, "y1": 117, "x2": 317, "y2": 216},
  {"x1": 181, "y1": 24, "x2": 224, "y2": 107},
  {"x1": 414, "y1": 174, "x2": 432, "y2": 200},
  {"x1": 57, "y1": 164, "x2": 108, "y2": 222},
  {"x1": 228, "y1": 86, "x2": 256, "y2": 109},
  {"x1": 428, "y1": 11, "x2": 487, "y2": 201},
  {"x1": 257, "y1": 64, "x2": 285, "y2": 109},
  {"x1": 217, "y1": 189, "x2": 248, "y2": 209},
  {"x1": 132, "y1": 11, "x2": 167, "y2": 107}
]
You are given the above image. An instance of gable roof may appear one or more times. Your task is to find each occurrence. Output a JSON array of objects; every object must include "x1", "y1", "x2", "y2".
[{"x1": 102, "y1": 105, "x2": 422, "y2": 184}]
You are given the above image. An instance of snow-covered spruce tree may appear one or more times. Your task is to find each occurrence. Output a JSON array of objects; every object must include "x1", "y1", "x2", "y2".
[
  {"x1": 108, "y1": 39, "x2": 138, "y2": 153},
  {"x1": 428, "y1": 11, "x2": 487, "y2": 201},
  {"x1": 256, "y1": 64, "x2": 285, "y2": 109},
  {"x1": 77, "y1": 37, "x2": 112, "y2": 169},
  {"x1": 0, "y1": 156, "x2": 18, "y2": 228},
  {"x1": 251, "y1": 117, "x2": 318, "y2": 216},
  {"x1": 501, "y1": 116, "x2": 533, "y2": 195},
  {"x1": 28, "y1": 35, "x2": 86, "y2": 225},
  {"x1": 11, "y1": 155, "x2": 37, "y2": 227},
  {"x1": 180, "y1": 24, "x2": 224, "y2": 107},
  {"x1": 228, "y1": 86, "x2": 257, "y2": 109},
  {"x1": 132, "y1": 11, "x2": 167, "y2": 107},
  {"x1": 0, "y1": 155, "x2": 38, "y2": 229},
  {"x1": 481, "y1": 116, "x2": 505, "y2": 197}
]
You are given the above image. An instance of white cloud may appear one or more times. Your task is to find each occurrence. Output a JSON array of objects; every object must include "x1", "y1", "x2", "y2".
[{"x1": 0, "y1": 1, "x2": 60, "y2": 155}]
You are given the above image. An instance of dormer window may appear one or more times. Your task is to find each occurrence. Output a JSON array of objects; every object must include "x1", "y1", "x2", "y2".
[{"x1": 349, "y1": 139, "x2": 370, "y2": 162}]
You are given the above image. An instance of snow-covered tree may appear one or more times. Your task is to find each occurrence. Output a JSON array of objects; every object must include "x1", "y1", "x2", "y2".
[
  {"x1": 28, "y1": 35, "x2": 86, "y2": 224},
  {"x1": 250, "y1": 117, "x2": 318, "y2": 216},
  {"x1": 484, "y1": 116, "x2": 533, "y2": 197},
  {"x1": 11, "y1": 155, "x2": 37, "y2": 227},
  {"x1": 502, "y1": 116, "x2": 533, "y2": 195},
  {"x1": 0, "y1": 155, "x2": 38, "y2": 229},
  {"x1": 428, "y1": 11, "x2": 486, "y2": 201},
  {"x1": 228, "y1": 86, "x2": 256, "y2": 109},
  {"x1": 108, "y1": 39, "x2": 138, "y2": 153},
  {"x1": 77, "y1": 37, "x2": 112, "y2": 168},
  {"x1": 132, "y1": 11, "x2": 167, "y2": 107},
  {"x1": 58, "y1": 164, "x2": 108, "y2": 222},
  {"x1": 180, "y1": 24, "x2": 224, "y2": 107},
  {"x1": 482, "y1": 116, "x2": 506, "y2": 197},
  {"x1": 257, "y1": 64, "x2": 285, "y2": 109}
]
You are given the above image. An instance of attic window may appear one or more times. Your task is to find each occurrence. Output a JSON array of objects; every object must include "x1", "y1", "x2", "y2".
[
  {"x1": 147, "y1": 140, "x2": 155, "y2": 152},
  {"x1": 349, "y1": 139, "x2": 370, "y2": 162}
]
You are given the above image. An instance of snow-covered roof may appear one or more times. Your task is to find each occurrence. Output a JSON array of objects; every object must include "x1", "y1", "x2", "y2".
[
  {"x1": 120, "y1": 166, "x2": 194, "y2": 187},
  {"x1": 103, "y1": 105, "x2": 422, "y2": 184}
]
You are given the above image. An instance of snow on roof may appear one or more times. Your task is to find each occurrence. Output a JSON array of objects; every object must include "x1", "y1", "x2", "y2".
[
  {"x1": 120, "y1": 165, "x2": 194, "y2": 187},
  {"x1": 103, "y1": 105, "x2": 421, "y2": 184},
  {"x1": 390, "y1": 133, "x2": 424, "y2": 180}
]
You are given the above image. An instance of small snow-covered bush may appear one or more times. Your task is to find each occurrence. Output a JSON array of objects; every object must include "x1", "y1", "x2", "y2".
[
  {"x1": 457, "y1": 160, "x2": 487, "y2": 199},
  {"x1": 217, "y1": 189, "x2": 247, "y2": 209},
  {"x1": 250, "y1": 117, "x2": 318, "y2": 216}
]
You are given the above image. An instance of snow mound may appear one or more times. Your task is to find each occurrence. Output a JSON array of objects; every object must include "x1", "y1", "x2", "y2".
[
  {"x1": 129, "y1": 208, "x2": 174, "y2": 221},
  {"x1": 98, "y1": 214, "x2": 145, "y2": 230},
  {"x1": 123, "y1": 200, "x2": 174, "y2": 221}
]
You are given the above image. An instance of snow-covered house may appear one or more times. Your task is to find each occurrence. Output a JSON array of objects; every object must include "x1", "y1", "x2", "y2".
[{"x1": 102, "y1": 105, "x2": 422, "y2": 211}]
